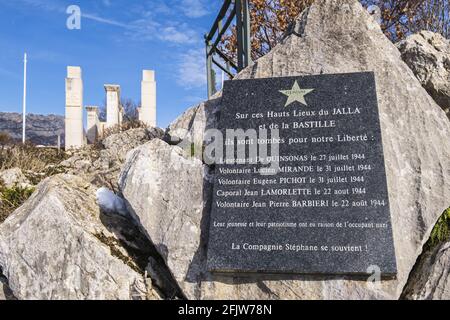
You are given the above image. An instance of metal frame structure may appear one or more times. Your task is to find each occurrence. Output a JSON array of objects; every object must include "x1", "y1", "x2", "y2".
[{"x1": 205, "y1": 0, "x2": 251, "y2": 98}]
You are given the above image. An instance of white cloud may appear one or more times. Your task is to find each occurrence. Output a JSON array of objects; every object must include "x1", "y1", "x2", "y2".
[
  {"x1": 13, "y1": 0, "x2": 204, "y2": 45},
  {"x1": 180, "y1": 0, "x2": 209, "y2": 18},
  {"x1": 176, "y1": 48, "x2": 206, "y2": 89},
  {"x1": 15, "y1": 0, "x2": 125, "y2": 27},
  {"x1": 125, "y1": 19, "x2": 201, "y2": 45},
  {"x1": 149, "y1": 2, "x2": 173, "y2": 15},
  {"x1": 124, "y1": 18, "x2": 161, "y2": 41},
  {"x1": 140, "y1": 0, "x2": 209, "y2": 18},
  {"x1": 158, "y1": 25, "x2": 200, "y2": 44}
]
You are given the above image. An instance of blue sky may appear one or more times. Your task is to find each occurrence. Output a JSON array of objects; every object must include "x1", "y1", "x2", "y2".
[{"x1": 0, "y1": 0, "x2": 223, "y2": 128}]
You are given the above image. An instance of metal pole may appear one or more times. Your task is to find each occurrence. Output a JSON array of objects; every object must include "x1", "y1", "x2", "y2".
[
  {"x1": 206, "y1": 40, "x2": 215, "y2": 98},
  {"x1": 22, "y1": 53, "x2": 27, "y2": 144},
  {"x1": 222, "y1": 70, "x2": 225, "y2": 89},
  {"x1": 242, "y1": 0, "x2": 252, "y2": 67},
  {"x1": 235, "y1": 0, "x2": 244, "y2": 71},
  {"x1": 218, "y1": 18, "x2": 223, "y2": 37}
]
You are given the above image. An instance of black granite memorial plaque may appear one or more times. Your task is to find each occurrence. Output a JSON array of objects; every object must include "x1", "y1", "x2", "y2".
[{"x1": 206, "y1": 72, "x2": 397, "y2": 276}]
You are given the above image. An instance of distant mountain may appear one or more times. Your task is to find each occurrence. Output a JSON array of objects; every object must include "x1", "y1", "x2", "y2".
[{"x1": 0, "y1": 112, "x2": 64, "y2": 146}]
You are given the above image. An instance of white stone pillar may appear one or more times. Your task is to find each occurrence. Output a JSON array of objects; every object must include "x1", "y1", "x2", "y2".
[
  {"x1": 104, "y1": 84, "x2": 121, "y2": 128},
  {"x1": 86, "y1": 106, "x2": 99, "y2": 143},
  {"x1": 99, "y1": 122, "x2": 106, "y2": 137},
  {"x1": 119, "y1": 106, "x2": 124, "y2": 126},
  {"x1": 139, "y1": 70, "x2": 156, "y2": 127},
  {"x1": 65, "y1": 66, "x2": 84, "y2": 150}
]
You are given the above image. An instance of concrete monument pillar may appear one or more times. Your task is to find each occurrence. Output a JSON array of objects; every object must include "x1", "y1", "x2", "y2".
[
  {"x1": 65, "y1": 66, "x2": 84, "y2": 150},
  {"x1": 86, "y1": 106, "x2": 100, "y2": 143},
  {"x1": 139, "y1": 70, "x2": 156, "y2": 127},
  {"x1": 104, "y1": 84, "x2": 121, "y2": 128},
  {"x1": 119, "y1": 106, "x2": 124, "y2": 126},
  {"x1": 99, "y1": 122, "x2": 106, "y2": 137}
]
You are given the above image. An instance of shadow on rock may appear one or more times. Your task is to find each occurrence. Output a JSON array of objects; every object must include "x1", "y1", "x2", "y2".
[{"x1": 98, "y1": 208, "x2": 185, "y2": 299}]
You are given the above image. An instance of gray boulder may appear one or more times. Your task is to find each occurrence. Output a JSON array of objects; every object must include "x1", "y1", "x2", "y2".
[
  {"x1": 166, "y1": 98, "x2": 221, "y2": 159},
  {"x1": 0, "y1": 284, "x2": 5, "y2": 300},
  {"x1": 62, "y1": 127, "x2": 164, "y2": 189},
  {"x1": 0, "y1": 271, "x2": 15, "y2": 300},
  {"x1": 123, "y1": 0, "x2": 450, "y2": 299},
  {"x1": 101, "y1": 127, "x2": 164, "y2": 163},
  {"x1": 397, "y1": 31, "x2": 450, "y2": 119},
  {"x1": 119, "y1": 138, "x2": 210, "y2": 298},
  {"x1": 0, "y1": 168, "x2": 32, "y2": 189},
  {"x1": 402, "y1": 240, "x2": 450, "y2": 300},
  {"x1": 0, "y1": 174, "x2": 160, "y2": 300},
  {"x1": 166, "y1": 104, "x2": 199, "y2": 143},
  {"x1": 0, "y1": 280, "x2": 7, "y2": 300}
]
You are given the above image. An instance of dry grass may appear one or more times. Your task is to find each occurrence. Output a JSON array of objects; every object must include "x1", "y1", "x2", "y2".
[
  {"x1": 0, "y1": 138, "x2": 68, "y2": 223},
  {"x1": 0, "y1": 143, "x2": 68, "y2": 175},
  {"x1": 101, "y1": 120, "x2": 148, "y2": 140}
]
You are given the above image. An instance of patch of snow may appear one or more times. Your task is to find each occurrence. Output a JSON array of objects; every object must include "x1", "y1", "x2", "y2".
[{"x1": 96, "y1": 187, "x2": 129, "y2": 217}]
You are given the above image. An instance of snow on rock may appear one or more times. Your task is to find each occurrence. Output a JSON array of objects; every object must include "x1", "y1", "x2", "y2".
[{"x1": 96, "y1": 187, "x2": 128, "y2": 217}]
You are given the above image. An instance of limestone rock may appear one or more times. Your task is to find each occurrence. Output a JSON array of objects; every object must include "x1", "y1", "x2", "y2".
[
  {"x1": 0, "y1": 168, "x2": 32, "y2": 188},
  {"x1": 0, "y1": 281, "x2": 7, "y2": 300},
  {"x1": 166, "y1": 97, "x2": 221, "y2": 157},
  {"x1": 119, "y1": 138, "x2": 210, "y2": 298},
  {"x1": 397, "y1": 31, "x2": 450, "y2": 119},
  {"x1": 61, "y1": 127, "x2": 164, "y2": 189},
  {"x1": 0, "y1": 283, "x2": 4, "y2": 300},
  {"x1": 166, "y1": 104, "x2": 198, "y2": 143},
  {"x1": 0, "y1": 174, "x2": 153, "y2": 300},
  {"x1": 124, "y1": 0, "x2": 450, "y2": 300},
  {"x1": 402, "y1": 241, "x2": 450, "y2": 300},
  {"x1": 102, "y1": 127, "x2": 164, "y2": 163},
  {"x1": 0, "y1": 270, "x2": 15, "y2": 300}
]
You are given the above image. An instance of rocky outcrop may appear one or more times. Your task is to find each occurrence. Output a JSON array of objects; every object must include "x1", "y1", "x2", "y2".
[
  {"x1": 119, "y1": 138, "x2": 210, "y2": 299},
  {"x1": 0, "y1": 174, "x2": 160, "y2": 300},
  {"x1": 122, "y1": 0, "x2": 450, "y2": 300},
  {"x1": 402, "y1": 241, "x2": 450, "y2": 300},
  {"x1": 0, "y1": 168, "x2": 32, "y2": 188},
  {"x1": 1, "y1": 0, "x2": 446, "y2": 301},
  {"x1": 0, "y1": 283, "x2": 6, "y2": 300},
  {"x1": 165, "y1": 97, "x2": 221, "y2": 158},
  {"x1": 62, "y1": 127, "x2": 164, "y2": 189},
  {"x1": 0, "y1": 269, "x2": 15, "y2": 300},
  {"x1": 0, "y1": 280, "x2": 8, "y2": 300},
  {"x1": 397, "y1": 31, "x2": 450, "y2": 119},
  {"x1": 167, "y1": 97, "x2": 221, "y2": 143},
  {"x1": 101, "y1": 127, "x2": 164, "y2": 163},
  {"x1": 0, "y1": 112, "x2": 64, "y2": 146}
]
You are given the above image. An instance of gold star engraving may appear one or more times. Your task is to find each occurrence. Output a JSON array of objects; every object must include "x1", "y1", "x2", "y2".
[{"x1": 279, "y1": 81, "x2": 314, "y2": 107}]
